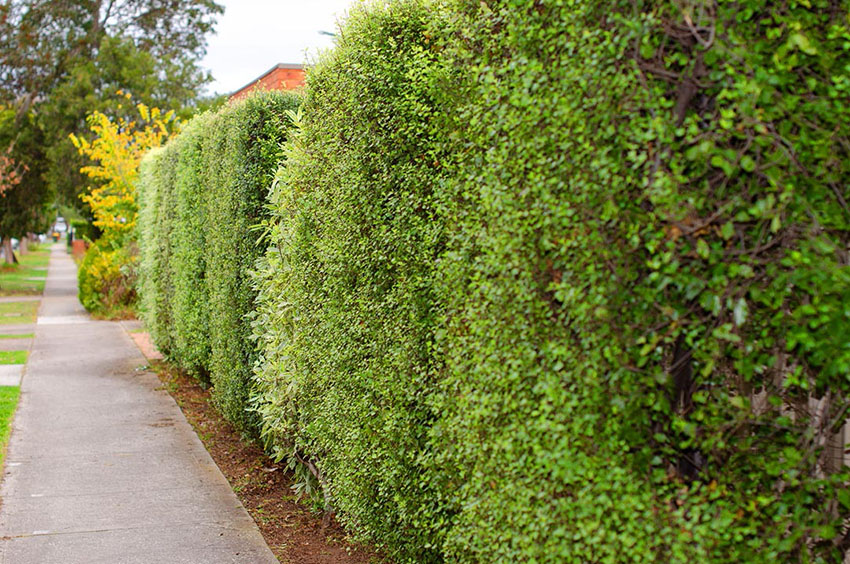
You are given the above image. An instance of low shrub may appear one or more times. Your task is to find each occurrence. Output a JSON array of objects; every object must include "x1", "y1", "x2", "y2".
[{"x1": 77, "y1": 239, "x2": 137, "y2": 316}]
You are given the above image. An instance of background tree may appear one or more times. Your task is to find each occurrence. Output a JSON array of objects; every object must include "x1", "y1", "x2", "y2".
[
  {"x1": 0, "y1": 106, "x2": 50, "y2": 264},
  {"x1": 0, "y1": 0, "x2": 223, "y2": 216},
  {"x1": 71, "y1": 98, "x2": 179, "y2": 315}
]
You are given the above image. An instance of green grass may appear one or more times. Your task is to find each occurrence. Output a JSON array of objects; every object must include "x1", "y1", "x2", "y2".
[
  {"x1": 0, "y1": 351, "x2": 27, "y2": 364},
  {"x1": 0, "y1": 301, "x2": 39, "y2": 325},
  {"x1": 0, "y1": 246, "x2": 50, "y2": 295},
  {"x1": 0, "y1": 386, "x2": 20, "y2": 469},
  {"x1": 0, "y1": 333, "x2": 33, "y2": 340}
]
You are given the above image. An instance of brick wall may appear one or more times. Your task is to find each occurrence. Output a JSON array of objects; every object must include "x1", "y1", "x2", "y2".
[{"x1": 230, "y1": 65, "x2": 305, "y2": 101}]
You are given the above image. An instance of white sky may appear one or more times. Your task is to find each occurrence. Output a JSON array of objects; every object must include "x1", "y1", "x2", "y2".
[{"x1": 200, "y1": 0, "x2": 357, "y2": 96}]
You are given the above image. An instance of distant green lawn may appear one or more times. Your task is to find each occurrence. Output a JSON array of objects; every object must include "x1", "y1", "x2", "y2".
[
  {"x1": 0, "y1": 386, "x2": 20, "y2": 468},
  {"x1": 0, "y1": 351, "x2": 27, "y2": 364},
  {"x1": 0, "y1": 333, "x2": 33, "y2": 340},
  {"x1": 0, "y1": 246, "x2": 49, "y2": 295},
  {"x1": 0, "y1": 301, "x2": 39, "y2": 325}
]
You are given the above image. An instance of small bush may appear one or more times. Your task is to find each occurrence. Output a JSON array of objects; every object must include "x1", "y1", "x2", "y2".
[{"x1": 77, "y1": 239, "x2": 137, "y2": 317}]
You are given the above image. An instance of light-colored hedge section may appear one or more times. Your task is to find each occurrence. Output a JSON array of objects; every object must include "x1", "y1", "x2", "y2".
[{"x1": 138, "y1": 91, "x2": 301, "y2": 433}]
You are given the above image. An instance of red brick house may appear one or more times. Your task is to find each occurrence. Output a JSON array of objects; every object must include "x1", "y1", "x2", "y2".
[{"x1": 229, "y1": 63, "x2": 306, "y2": 101}]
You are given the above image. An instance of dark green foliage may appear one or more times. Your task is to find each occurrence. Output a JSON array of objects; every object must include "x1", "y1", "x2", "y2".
[
  {"x1": 0, "y1": 106, "x2": 52, "y2": 244},
  {"x1": 70, "y1": 219, "x2": 98, "y2": 241},
  {"x1": 247, "y1": 0, "x2": 850, "y2": 562},
  {"x1": 1, "y1": 1, "x2": 223, "y2": 221},
  {"x1": 138, "y1": 91, "x2": 301, "y2": 432}
]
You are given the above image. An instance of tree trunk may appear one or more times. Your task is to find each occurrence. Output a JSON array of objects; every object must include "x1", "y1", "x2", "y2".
[
  {"x1": 1, "y1": 238, "x2": 17, "y2": 265},
  {"x1": 18, "y1": 236, "x2": 27, "y2": 255}
]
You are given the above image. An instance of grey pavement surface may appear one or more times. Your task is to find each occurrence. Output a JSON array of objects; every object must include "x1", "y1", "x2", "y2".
[
  {"x1": 0, "y1": 244, "x2": 277, "y2": 564},
  {"x1": 0, "y1": 325, "x2": 35, "y2": 337},
  {"x1": 0, "y1": 340, "x2": 31, "y2": 352},
  {"x1": 0, "y1": 297, "x2": 40, "y2": 304},
  {"x1": 0, "y1": 365, "x2": 22, "y2": 387}
]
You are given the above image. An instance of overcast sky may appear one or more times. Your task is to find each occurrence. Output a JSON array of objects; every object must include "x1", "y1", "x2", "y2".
[{"x1": 200, "y1": 0, "x2": 356, "y2": 95}]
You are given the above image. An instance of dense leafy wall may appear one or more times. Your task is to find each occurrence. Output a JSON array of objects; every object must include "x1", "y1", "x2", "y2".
[
  {"x1": 138, "y1": 0, "x2": 850, "y2": 561},
  {"x1": 249, "y1": 0, "x2": 850, "y2": 562},
  {"x1": 138, "y1": 91, "x2": 301, "y2": 432},
  {"x1": 251, "y1": 2, "x2": 449, "y2": 558},
  {"x1": 428, "y1": 1, "x2": 850, "y2": 561}
]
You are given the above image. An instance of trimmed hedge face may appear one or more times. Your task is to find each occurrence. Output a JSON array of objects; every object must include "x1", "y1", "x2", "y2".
[
  {"x1": 252, "y1": 2, "x2": 449, "y2": 558},
  {"x1": 250, "y1": 0, "x2": 850, "y2": 562},
  {"x1": 138, "y1": 91, "x2": 301, "y2": 433},
  {"x1": 170, "y1": 112, "x2": 214, "y2": 379},
  {"x1": 138, "y1": 147, "x2": 176, "y2": 357},
  {"x1": 140, "y1": 0, "x2": 850, "y2": 561}
]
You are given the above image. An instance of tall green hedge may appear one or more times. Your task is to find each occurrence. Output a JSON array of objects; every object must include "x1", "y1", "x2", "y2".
[
  {"x1": 138, "y1": 0, "x2": 850, "y2": 561},
  {"x1": 249, "y1": 0, "x2": 850, "y2": 562},
  {"x1": 251, "y1": 2, "x2": 449, "y2": 558},
  {"x1": 138, "y1": 91, "x2": 301, "y2": 432}
]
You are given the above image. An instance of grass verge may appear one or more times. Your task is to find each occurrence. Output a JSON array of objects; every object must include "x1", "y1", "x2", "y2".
[
  {"x1": 0, "y1": 386, "x2": 20, "y2": 469},
  {"x1": 0, "y1": 334, "x2": 33, "y2": 340},
  {"x1": 0, "y1": 351, "x2": 27, "y2": 364},
  {"x1": 0, "y1": 246, "x2": 50, "y2": 295},
  {"x1": 0, "y1": 301, "x2": 39, "y2": 326}
]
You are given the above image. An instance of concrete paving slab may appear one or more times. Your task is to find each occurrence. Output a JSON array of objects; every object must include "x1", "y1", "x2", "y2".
[
  {"x1": 0, "y1": 339, "x2": 31, "y2": 351},
  {"x1": 120, "y1": 319, "x2": 143, "y2": 332},
  {"x1": 0, "y1": 296, "x2": 40, "y2": 303},
  {"x1": 36, "y1": 315, "x2": 94, "y2": 325},
  {"x1": 0, "y1": 243, "x2": 276, "y2": 564},
  {"x1": 0, "y1": 324, "x2": 35, "y2": 336},
  {"x1": 0, "y1": 483, "x2": 252, "y2": 536},
  {"x1": 0, "y1": 364, "x2": 22, "y2": 386},
  {"x1": 0, "y1": 523, "x2": 273, "y2": 564}
]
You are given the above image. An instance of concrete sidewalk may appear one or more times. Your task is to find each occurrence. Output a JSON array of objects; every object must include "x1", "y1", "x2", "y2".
[{"x1": 0, "y1": 244, "x2": 277, "y2": 563}]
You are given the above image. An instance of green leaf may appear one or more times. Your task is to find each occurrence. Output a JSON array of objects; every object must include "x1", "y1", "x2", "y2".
[
  {"x1": 696, "y1": 238, "x2": 711, "y2": 259},
  {"x1": 733, "y1": 298, "x2": 748, "y2": 326}
]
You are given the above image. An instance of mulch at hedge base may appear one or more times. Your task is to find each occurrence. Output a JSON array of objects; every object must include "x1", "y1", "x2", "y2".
[{"x1": 153, "y1": 362, "x2": 384, "y2": 564}]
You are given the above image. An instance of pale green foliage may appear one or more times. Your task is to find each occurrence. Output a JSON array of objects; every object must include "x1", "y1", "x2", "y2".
[{"x1": 137, "y1": 91, "x2": 301, "y2": 432}]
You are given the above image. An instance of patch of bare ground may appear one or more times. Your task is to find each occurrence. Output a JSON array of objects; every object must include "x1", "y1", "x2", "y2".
[{"x1": 154, "y1": 361, "x2": 385, "y2": 564}]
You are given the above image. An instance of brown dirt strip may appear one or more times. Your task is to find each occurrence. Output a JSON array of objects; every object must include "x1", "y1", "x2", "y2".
[{"x1": 152, "y1": 361, "x2": 385, "y2": 564}]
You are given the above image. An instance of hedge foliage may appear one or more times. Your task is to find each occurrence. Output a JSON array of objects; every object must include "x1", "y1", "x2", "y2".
[
  {"x1": 422, "y1": 2, "x2": 849, "y2": 561},
  {"x1": 138, "y1": 91, "x2": 301, "y2": 432},
  {"x1": 251, "y1": 2, "x2": 449, "y2": 557},
  {"x1": 138, "y1": 0, "x2": 850, "y2": 561}
]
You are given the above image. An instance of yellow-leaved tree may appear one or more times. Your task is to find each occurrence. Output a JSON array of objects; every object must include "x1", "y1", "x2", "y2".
[{"x1": 70, "y1": 96, "x2": 179, "y2": 316}]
